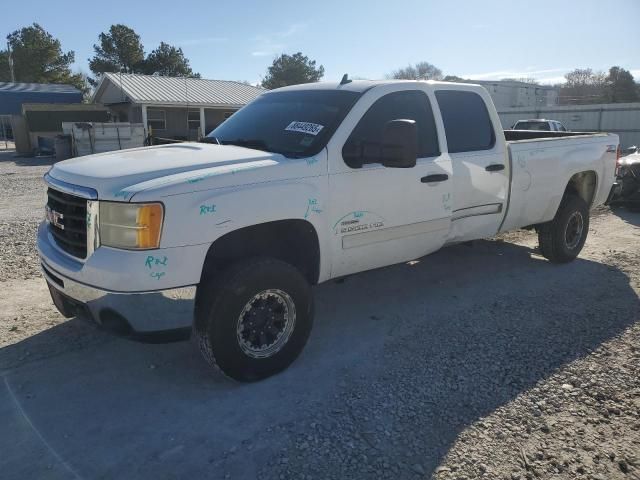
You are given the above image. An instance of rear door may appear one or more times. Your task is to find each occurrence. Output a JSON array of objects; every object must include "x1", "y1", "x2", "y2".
[
  {"x1": 434, "y1": 88, "x2": 510, "y2": 242},
  {"x1": 326, "y1": 85, "x2": 452, "y2": 278}
]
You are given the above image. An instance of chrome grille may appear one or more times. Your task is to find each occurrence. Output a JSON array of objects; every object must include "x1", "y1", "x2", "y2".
[{"x1": 46, "y1": 188, "x2": 88, "y2": 259}]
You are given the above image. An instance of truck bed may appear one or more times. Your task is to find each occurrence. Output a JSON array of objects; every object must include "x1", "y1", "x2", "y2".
[{"x1": 500, "y1": 131, "x2": 618, "y2": 233}]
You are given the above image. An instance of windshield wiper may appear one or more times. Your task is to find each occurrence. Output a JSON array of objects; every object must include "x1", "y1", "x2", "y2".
[{"x1": 200, "y1": 136, "x2": 221, "y2": 144}]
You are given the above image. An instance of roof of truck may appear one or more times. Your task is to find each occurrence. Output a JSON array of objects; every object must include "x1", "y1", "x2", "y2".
[{"x1": 270, "y1": 79, "x2": 476, "y2": 94}]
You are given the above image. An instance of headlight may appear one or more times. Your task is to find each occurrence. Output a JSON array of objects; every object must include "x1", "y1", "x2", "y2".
[{"x1": 99, "y1": 202, "x2": 164, "y2": 249}]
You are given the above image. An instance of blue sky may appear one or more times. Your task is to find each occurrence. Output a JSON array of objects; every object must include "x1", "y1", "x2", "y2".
[{"x1": 3, "y1": 0, "x2": 639, "y2": 85}]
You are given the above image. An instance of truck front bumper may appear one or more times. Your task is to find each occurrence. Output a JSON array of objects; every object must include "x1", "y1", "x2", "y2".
[
  {"x1": 36, "y1": 219, "x2": 207, "y2": 336},
  {"x1": 42, "y1": 262, "x2": 196, "y2": 336}
]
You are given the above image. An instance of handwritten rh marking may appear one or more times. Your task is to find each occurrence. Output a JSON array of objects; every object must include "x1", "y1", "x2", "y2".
[
  {"x1": 113, "y1": 190, "x2": 129, "y2": 199},
  {"x1": 199, "y1": 204, "x2": 216, "y2": 215},
  {"x1": 304, "y1": 198, "x2": 322, "y2": 219},
  {"x1": 145, "y1": 255, "x2": 168, "y2": 269}
]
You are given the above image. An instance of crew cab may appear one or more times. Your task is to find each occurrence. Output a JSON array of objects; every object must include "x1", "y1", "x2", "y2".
[{"x1": 38, "y1": 79, "x2": 618, "y2": 381}]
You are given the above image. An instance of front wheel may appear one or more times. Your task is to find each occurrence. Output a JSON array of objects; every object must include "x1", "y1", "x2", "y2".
[
  {"x1": 193, "y1": 258, "x2": 314, "y2": 382},
  {"x1": 537, "y1": 194, "x2": 589, "y2": 263}
]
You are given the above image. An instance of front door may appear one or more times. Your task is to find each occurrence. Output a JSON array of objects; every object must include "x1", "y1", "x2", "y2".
[{"x1": 327, "y1": 87, "x2": 453, "y2": 278}]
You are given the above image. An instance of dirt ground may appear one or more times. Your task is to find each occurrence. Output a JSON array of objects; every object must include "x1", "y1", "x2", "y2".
[{"x1": 0, "y1": 150, "x2": 639, "y2": 479}]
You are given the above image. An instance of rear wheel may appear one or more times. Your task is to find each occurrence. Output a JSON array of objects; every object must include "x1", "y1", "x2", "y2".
[
  {"x1": 537, "y1": 194, "x2": 589, "y2": 263},
  {"x1": 193, "y1": 258, "x2": 314, "y2": 382}
]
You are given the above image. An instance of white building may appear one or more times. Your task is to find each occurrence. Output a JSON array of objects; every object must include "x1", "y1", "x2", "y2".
[
  {"x1": 470, "y1": 80, "x2": 559, "y2": 109},
  {"x1": 497, "y1": 102, "x2": 640, "y2": 148}
]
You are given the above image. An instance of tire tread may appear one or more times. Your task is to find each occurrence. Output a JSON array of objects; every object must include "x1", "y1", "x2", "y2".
[
  {"x1": 193, "y1": 257, "x2": 312, "y2": 381},
  {"x1": 537, "y1": 194, "x2": 589, "y2": 263}
]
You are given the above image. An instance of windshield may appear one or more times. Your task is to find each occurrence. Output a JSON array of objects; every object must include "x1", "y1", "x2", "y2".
[
  {"x1": 207, "y1": 90, "x2": 361, "y2": 158},
  {"x1": 514, "y1": 121, "x2": 550, "y2": 131}
]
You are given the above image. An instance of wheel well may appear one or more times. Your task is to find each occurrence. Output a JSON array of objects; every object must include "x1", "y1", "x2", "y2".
[
  {"x1": 200, "y1": 219, "x2": 320, "y2": 285},
  {"x1": 564, "y1": 171, "x2": 597, "y2": 206}
]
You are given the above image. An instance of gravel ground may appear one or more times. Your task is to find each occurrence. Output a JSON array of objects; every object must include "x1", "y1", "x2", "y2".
[
  {"x1": 0, "y1": 152, "x2": 51, "y2": 282},
  {"x1": 0, "y1": 149, "x2": 638, "y2": 479},
  {"x1": 257, "y1": 233, "x2": 640, "y2": 480}
]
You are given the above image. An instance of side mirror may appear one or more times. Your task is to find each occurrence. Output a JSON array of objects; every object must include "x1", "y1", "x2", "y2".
[{"x1": 381, "y1": 119, "x2": 417, "y2": 168}]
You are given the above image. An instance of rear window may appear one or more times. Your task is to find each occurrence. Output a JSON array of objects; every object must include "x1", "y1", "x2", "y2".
[
  {"x1": 514, "y1": 121, "x2": 551, "y2": 131},
  {"x1": 435, "y1": 90, "x2": 495, "y2": 153}
]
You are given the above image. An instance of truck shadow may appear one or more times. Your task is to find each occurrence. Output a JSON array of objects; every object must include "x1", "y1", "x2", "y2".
[
  {"x1": 1, "y1": 237, "x2": 638, "y2": 479},
  {"x1": 610, "y1": 205, "x2": 640, "y2": 227}
]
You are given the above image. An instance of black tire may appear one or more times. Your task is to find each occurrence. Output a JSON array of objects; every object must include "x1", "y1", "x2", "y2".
[
  {"x1": 193, "y1": 258, "x2": 314, "y2": 382},
  {"x1": 537, "y1": 194, "x2": 589, "y2": 263}
]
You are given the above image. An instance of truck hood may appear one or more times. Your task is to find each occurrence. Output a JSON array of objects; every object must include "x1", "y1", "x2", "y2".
[{"x1": 47, "y1": 143, "x2": 297, "y2": 201}]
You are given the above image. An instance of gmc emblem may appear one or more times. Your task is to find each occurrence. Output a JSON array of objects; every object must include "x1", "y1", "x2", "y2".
[{"x1": 45, "y1": 205, "x2": 65, "y2": 230}]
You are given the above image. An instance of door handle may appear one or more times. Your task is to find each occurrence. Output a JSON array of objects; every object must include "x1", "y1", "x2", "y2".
[
  {"x1": 421, "y1": 174, "x2": 449, "y2": 183},
  {"x1": 485, "y1": 164, "x2": 505, "y2": 172}
]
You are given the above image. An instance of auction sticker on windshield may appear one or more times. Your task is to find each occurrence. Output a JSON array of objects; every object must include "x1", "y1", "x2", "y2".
[{"x1": 285, "y1": 121, "x2": 324, "y2": 136}]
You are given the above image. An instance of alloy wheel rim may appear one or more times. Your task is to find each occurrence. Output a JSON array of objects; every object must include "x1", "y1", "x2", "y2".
[
  {"x1": 564, "y1": 211, "x2": 584, "y2": 249},
  {"x1": 236, "y1": 289, "x2": 296, "y2": 358}
]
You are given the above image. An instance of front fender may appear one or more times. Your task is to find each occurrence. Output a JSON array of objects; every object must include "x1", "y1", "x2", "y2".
[{"x1": 155, "y1": 177, "x2": 331, "y2": 282}]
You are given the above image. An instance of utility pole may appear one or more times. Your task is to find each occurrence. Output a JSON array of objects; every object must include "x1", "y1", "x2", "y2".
[{"x1": 7, "y1": 41, "x2": 15, "y2": 82}]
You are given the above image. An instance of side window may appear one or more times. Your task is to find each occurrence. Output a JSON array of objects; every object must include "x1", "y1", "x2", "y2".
[
  {"x1": 557, "y1": 123, "x2": 567, "y2": 132},
  {"x1": 435, "y1": 90, "x2": 495, "y2": 153},
  {"x1": 343, "y1": 90, "x2": 439, "y2": 168}
]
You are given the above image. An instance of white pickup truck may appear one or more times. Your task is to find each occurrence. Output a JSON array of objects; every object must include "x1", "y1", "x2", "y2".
[{"x1": 38, "y1": 79, "x2": 618, "y2": 381}]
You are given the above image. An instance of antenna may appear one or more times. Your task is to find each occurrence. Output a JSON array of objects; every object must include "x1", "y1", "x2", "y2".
[{"x1": 340, "y1": 74, "x2": 352, "y2": 85}]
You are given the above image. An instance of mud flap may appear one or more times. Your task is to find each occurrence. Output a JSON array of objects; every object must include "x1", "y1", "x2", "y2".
[{"x1": 605, "y1": 183, "x2": 622, "y2": 205}]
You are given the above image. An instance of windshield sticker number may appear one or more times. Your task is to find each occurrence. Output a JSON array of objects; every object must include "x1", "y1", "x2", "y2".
[{"x1": 285, "y1": 121, "x2": 324, "y2": 136}]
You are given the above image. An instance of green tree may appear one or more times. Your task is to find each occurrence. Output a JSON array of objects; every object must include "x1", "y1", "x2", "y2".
[
  {"x1": 443, "y1": 75, "x2": 465, "y2": 82},
  {"x1": 75, "y1": 72, "x2": 94, "y2": 102},
  {"x1": 261, "y1": 52, "x2": 324, "y2": 89},
  {"x1": 143, "y1": 42, "x2": 199, "y2": 77},
  {"x1": 89, "y1": 24, "x2": 145, "y2": 78},
  {"x1": 390, "y1": 61, "x2": 442, "y2": 81},
  {"x1": 0, "y1": 23, "x2": 84, "y2": 90},
  {"x1": 604, "y1": 66, "x2": 638, "y2": 103},
  {"x1": 0, "y1": 51, "x2": 10, "y2": 81},
  {"x1": 559, "y1": 68, "x2": 607, "y2": 104}
]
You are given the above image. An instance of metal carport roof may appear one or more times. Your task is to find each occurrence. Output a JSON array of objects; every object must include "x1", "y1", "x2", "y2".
[
  {"x1": 0, "y1": 82, "x2": 82, "y2": 114},
  {"x1": 94, "y1": 73, "x2": 264, "y2": 107}
]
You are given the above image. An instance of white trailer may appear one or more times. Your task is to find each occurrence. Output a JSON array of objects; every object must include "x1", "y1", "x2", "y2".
[{"x1": 62, "y1": 122, "x2": 145, "y2": 157}]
